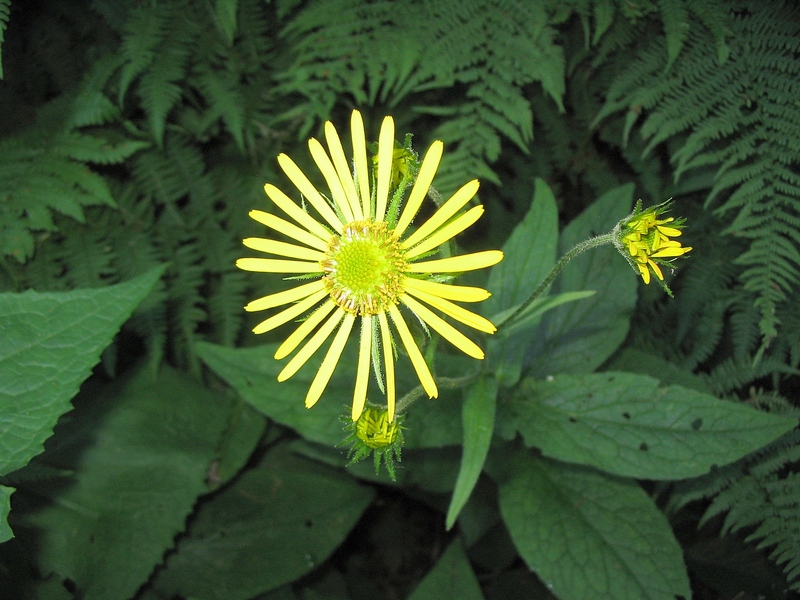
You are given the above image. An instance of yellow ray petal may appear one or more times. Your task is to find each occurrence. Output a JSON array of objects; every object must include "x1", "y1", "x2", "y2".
[
  {"x1": 388, "y1": 304, "x2": 438, "y2": 398},
  {"x1": 275, "y1": 299, "x2": 337, "y2": 360},
  {"x1": 405, "y1": 205, "x2": 484, "y2": 259},
  {"x1": 402, "y1": 179, "x2": 479, "y2": 249},
  {"x1": 352, "y1": 315, "x2": 372, "y2": 420},
  {"x1": 406, "y1": 250, "x2": 504, "y2": 274},
  {"x1": 277, "y1": 154, "x2": 344, "y2": 233},
  {"x1": 651, "y1": 246, "x2": 691, "y2": 258},
  {"x1": 264, "y1": 183, "x2": 336, "y2": 242},
  {"x1": 378, "y1": 312, "x2": 396, "y2": 421},
  {"x1": 325, "y1": 121, "x2": 363, "y2": 220},
  {"x1": 404, "y1": 286, "x2": 496, "y2": 333},
  {"x1": 236, "y1": 257, "x2": 323, "y2": 274},
  {"x1": 306, "y1": 312, "x2": 356, "y2": 408},
  {"x1": 394, "y1": 140, "x2": 443, "y2": 238},
  {"x1": 252, "y1": 289, "x2": 328, "y2": 335},
  {"x1": 351, "y1": 110, "x2": 371, "y2": 218},
  {"x1": 648, "y1": 259, "x2": 664, "y2": 281},
  {"x1": 249, "y1": 209, "x2": 329, "y2": 252},
  {"x1": 375, "y1": 116, "x2": 394, "y2": 222},
  {"x1": 242, "y1": 238, "x2": 326, "y2": 261},
  {"x1": 657, "y1": 225, "x2": 682, "y2": 237},
  {"x1": 402, "y1": 277, "x2": 490, "y2": 303},
  {"x1": 309, "y1": 138, "x2": 354, "y2": 222},
  {"x1": 401, "y1": 294, "x2": 484, "y2": 359},
  {"x1": 278, "y1": 307, "x2": 345, "y2": 381},
  {"x1": 244, "y1": 280, "x2": 325, "y2": 312},
  {"x1": 638, "y1": 263, "x2": 651, "y2": 284}
]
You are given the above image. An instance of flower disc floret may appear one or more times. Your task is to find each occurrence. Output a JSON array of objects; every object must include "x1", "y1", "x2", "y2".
[{"x1": 322, "y1": 220, "x2": 407, "y2": 316}]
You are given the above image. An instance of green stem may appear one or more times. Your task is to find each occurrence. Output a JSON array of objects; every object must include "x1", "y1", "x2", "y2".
[
  {"x1": 495, "y1": 230, "x2": 618, "y2": 336},
  {"x1": 395, "y1": 372, "x2": 479, "y2": 415}
]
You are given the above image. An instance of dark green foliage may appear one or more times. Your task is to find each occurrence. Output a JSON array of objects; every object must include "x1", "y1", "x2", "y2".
[{"x1": 595, "y1": 0, "x2": 800, "y2": 352}]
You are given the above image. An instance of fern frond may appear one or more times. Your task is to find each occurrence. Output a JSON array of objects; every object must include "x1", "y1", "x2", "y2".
[
  {"x1": 596, "y1": 0, "x2": 800, "y2": 350},
  {"x1": 0, "y1": 0, "x2": 10, "y2": 79}
]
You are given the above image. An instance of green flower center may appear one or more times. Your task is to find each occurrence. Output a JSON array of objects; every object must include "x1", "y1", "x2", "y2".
[
  {"x1": 322, "y1": 220, "x2": 406, "y2": 315},
  {"x1": 355, "y1": 407, "x2": 401, "y2": 448}
]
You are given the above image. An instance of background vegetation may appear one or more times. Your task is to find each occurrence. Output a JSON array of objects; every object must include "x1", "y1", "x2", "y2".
[{"x1": 1, "y1": 0, "x2": 799, "y2": 598}]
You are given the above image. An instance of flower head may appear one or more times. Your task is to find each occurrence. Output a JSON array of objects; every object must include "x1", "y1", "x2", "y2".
[
  {"x1": 340, "y1": 406, "x2": 405, "y2": 480},
  {"x1": 615, "y1": 200, "x2": 692, "y2": 294},
  {"x1": 237, "y1": 110, "x2": 502, "y2": 421}
]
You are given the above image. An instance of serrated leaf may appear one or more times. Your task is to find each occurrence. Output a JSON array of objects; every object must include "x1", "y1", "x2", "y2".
[
  {"x1": 152, "y1": 443, "x2": 374, "y2": 599},
  {"x1": 485, "y1": 178, "x2": 558, "y2": 386},
  {"x1": 407, "y1": 538, "x2": 483, "y2": 600},
  {"x1": 16, "y1": 362, "x2": 233, "y2": 600},
  {"x1": 527, "y1": 184, "x2": 635, "y2": 376},
  {"x1": 0, "y1": 266, "x2": 165, "y2": 478},
  {"x1": 497, "y1": 452, "x2": 691, "y2": 600},
  {"x1": 446, "y1": 376, "x2": 497, "y2": 530},
  {"x1": 499, "y1": 372, "x2": 799, "y2": 479},
  {"x1": 0, "y1": 485, "x2": 11, "y2": 543}
]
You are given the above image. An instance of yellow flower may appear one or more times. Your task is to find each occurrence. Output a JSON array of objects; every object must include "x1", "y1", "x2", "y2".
[
  {"x1": 618, "y1": 200, "x2": 692, "y2": 285},
  {"x1": 236, "y1": 110, "x2": 503, "y2": 421}
]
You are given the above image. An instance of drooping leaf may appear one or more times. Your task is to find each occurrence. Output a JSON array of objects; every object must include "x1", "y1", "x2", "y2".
[
  {"x1": 152, "y1": 442, "x2": 374, "y2": 600},
  {"x1": 446, "y1": 376, "x2": 497, "y2": 529},
  {"x1": 498, "y1": 372, "x2": 798, "y2": 479},
  {"x1": 496, "y1": 451, "x2": 691, "y2": 600},
  {"x1": 0, "y1": 266, "x2": 165, "y2": 478},
  {"x1": 17, "y1": 362, "x2": 234, "y2": 600}
]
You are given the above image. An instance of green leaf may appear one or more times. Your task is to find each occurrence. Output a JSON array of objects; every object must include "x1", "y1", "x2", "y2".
[
  {"x1": 196, "y1": 341, "x2": 353, "y2": 447},
  {"x1": 196, "y1": 341, "x2": 454, "y2": 449},
  {"x1": 0, "y1": 485, "x2": 11, "y2": 543},
  {"x1": 446, "y1": 376, "x2": 497, "y2": 530},
  {"x1": 528, "y1": 184, "x2": 636, "y2": 376},
  {"x1": 407, "y1": 538, "x2": 484, "y2": 600},
  {"x1": 499, "y1": 372, "x2": 799, "y2": 479},
  {"x1": 214, "y1": 0, "x2": 239, "y2": 46},
  {"x1": 152, "y1": 443, "x2": 374, "y2": 599},
  {"x1": 16, "y1": 362, "x2": 234, "y2": 599},
  {"x1": 659, "y1": 0, "x2": 691, "y2": 71},
  {"x1": 491, "y1": 290, "x2": 596, "y2": 338},
  {"x1": 0, "y1": 0, "x2": 9, "y2": 79},
  {"x1": 497, "y1": 452, "x2": 691, "y2": 600},
  {"x1": 0, "y1": 266, "x2": 165, "y2": 478},
  {"x1": 485, "y1": 178, "x2": 558, "y2": 386}
]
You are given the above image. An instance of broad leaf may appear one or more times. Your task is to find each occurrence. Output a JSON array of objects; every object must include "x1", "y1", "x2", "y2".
[
  {"x1": 527, "y1": 184, "x2": 636, "y2": 375},
  {"x1": 497, "y1": 451, "x2": 691, "y2": 600},
  {"x1": 16, "y1": 363, "x2": 234, "y2": 600},
  {"x1": 485, "y1": 178, "x2": 558, "y2": 386},
  {"x1": 446, "y1": 376, "x2": 497, "y2": 529},
  {"x1": 407, "y1": 538, "x2": 483, "y2": 600},
  {"x1": 0, "y1": 266, "x2": 164, "y2": 477},
  {"x1": 152, "y1": 443, "x2": 374, "y2": 599},
  {"x1": 196, "y1": 341, "x2": 462, "y2": 449},
  {"x1": 499, "y1": 372, "x2": 799, "y2": 479}
]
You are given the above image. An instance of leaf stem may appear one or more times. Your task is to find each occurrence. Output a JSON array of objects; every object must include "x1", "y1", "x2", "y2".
[{"x1": 495, "y1": 230, "x2": 618, "y2": 336}]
